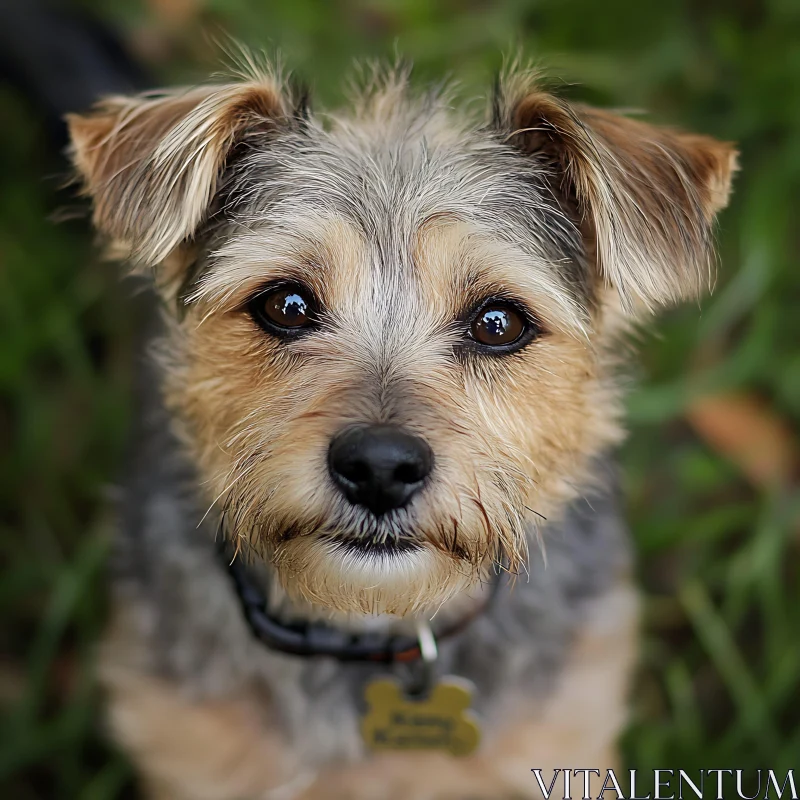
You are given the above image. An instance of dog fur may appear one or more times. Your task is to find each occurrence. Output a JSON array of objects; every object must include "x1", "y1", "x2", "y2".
[{"x1": 67, "y1": 59, "x2": 736, "y2": 799}]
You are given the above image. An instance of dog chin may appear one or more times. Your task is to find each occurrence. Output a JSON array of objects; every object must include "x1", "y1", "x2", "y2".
[{"x1": 269, "y1": 535, "x2": 478, "y2": 616}]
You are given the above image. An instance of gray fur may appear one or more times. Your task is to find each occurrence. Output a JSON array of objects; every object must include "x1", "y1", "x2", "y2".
[{"x1": 191, "y1": 84, "x2": 593, "y2": 313}]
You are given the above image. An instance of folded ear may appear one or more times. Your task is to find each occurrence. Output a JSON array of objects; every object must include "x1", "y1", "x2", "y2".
[
  {"x1": 496, "y1": 81, "x2": 738, "y2": 314},
  {"x1": 66, "y1": 78, "x2": 289, "y2": 267}
]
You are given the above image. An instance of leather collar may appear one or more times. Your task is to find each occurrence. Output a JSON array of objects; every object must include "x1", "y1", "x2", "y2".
[{"x1": 220, "y1": 541, "x2": 502, "y2": 663}]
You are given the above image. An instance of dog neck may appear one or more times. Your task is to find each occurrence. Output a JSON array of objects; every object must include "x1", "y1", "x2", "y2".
[{"x1": 218, "y1": 536, "x2": 501, "y2": 645}]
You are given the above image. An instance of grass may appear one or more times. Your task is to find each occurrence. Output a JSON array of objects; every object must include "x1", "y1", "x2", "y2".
[{"x1": 1, "y1": 0, "x2": 799, "y2": 796}]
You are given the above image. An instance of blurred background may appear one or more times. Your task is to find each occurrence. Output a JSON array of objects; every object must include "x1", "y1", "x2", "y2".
[{"x1": 1, "y1": 0, "x2": 799, "y2": 797}]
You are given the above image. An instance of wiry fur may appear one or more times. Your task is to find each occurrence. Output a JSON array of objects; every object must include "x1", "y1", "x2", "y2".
[
  {"x1": 494, "y1": 67, "x2": 738, "y2": 313},
  {"x1": 67, "y1": 57, "x2": 737, "y2": 798},
  {"x1": 66, "y1": 70, "x2": 292, "y2": 268}
]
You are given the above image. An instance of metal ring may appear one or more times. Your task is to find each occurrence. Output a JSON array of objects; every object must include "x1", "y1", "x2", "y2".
[
  {"x1": 404, "y1": 620, "x2": 438, "y2": 697},
  {"x1": 417, "y1": 619, "x2": 438, "y2": 663}
]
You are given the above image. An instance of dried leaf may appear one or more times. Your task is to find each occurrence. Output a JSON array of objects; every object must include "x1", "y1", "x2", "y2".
[
  {"x1": 686, "y1": 392, "x2": 799, "y2": 489},
  {"x1": 145, "y1": 0, "x2": 203, "y2": 26}
]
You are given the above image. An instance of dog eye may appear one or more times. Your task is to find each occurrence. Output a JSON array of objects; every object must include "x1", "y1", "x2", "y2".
[
  {"x1": 248, "y1": 284, "x2": 317, "y2": 335},
  {"x1": 469, "y1": 301, "x2": 531, "y2": 350}
]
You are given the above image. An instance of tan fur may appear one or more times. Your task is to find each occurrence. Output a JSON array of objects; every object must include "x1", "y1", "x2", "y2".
[
  {"x1": 100, "y1": 616, "x2": 306, "y2": 799},
  {"x1": 156, "y1": 215, "x2": 625, "y2": 615},
  {"x1": 102, "y1": 583, "x2": 638, "y2": 800}
]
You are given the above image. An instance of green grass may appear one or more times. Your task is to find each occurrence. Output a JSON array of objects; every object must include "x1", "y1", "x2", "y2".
[{"x1": 2, "y1": 1, "x2": 799, "y2": 796}]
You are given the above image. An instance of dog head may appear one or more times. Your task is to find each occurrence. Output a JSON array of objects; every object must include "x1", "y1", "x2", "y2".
[{"x1": 68, "y1": 63, "x2": 736, "y2": 616}]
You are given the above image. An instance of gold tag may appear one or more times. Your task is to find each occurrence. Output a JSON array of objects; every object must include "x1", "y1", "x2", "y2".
[{"x1": 361, "y1": 677, "x2": 480, "y2": 756}]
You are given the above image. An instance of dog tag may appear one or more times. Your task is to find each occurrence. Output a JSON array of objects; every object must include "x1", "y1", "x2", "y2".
[{"x1": 361, "y1": 677, "x2": 481, "y2": 756}]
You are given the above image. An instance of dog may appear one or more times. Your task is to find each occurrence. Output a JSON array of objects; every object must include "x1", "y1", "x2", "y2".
[{"x1": 66, "y1": 59, "x2": 737, "y2": 799}]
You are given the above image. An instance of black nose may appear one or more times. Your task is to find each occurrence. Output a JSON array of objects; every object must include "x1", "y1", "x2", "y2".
[{"x1": 328, "y1": 425, "x2": 433, "y2": 516}]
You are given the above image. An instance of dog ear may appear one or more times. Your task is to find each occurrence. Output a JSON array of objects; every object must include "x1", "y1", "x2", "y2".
[
  {"x1": 66, "y1": 79, "x2": 288, "y2": 267},
  {"x1": 498, "y1": 85, "x2": 738, "y2": 314}
]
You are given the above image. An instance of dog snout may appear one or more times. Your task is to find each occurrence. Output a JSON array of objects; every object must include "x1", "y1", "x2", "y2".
[{"x1": 327, "y1": 424, "x2": 433, "y2": 515}]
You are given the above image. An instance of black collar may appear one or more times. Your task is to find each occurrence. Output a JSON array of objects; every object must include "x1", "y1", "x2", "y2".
[{"x1": 220, "y1": 542, "x2": 502, "y2": 663}]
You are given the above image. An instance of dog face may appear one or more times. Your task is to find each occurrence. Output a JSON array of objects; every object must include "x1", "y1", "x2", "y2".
[{"x1": 68, "y1": 64, "x2": 736, "y2": 616}]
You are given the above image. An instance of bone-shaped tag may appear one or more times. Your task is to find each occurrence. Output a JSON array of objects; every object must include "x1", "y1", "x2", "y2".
[{"x1": 361, "y1": 677, "x2": 480, "y2": 757}]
